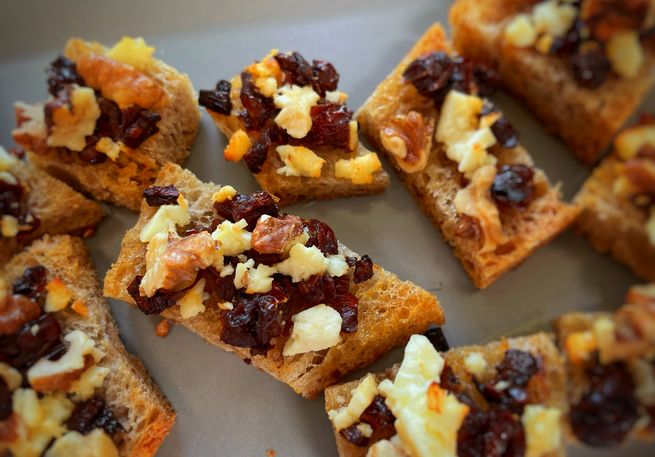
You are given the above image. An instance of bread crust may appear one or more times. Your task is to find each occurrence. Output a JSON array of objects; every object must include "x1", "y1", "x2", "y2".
[
  {"x1": 104, "y1": 163, "x2": 443, "y2": 399},
  {"x1": 574, "y1": 155, "x2": 655, "y2": 281},
  {"x1": 0, "y1": 158, "x2": 103, "y2": 264},
  {"x1": 13, "y1": 38, "x2": 201, "y2": 211},
  {"x1": 356, "y1": 23, "x2": 580, "y2": 289},
  {"x1": 449, "y1": 0, "x2": 655, "y2": 164},
  {"x1": 2, "y1": 236, "x2": 175, "y2": 457},
  {"x1": 205, "y1": 70, "x2": 390, "y2": 206},
  {"x1": 325, "y1": 333, "x2": 567, "y2": 457}
]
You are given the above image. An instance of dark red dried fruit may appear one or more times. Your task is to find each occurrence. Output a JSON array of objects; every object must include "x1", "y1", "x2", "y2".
[
  {"x1": 331, "y1": 290, "x2": 359, "y2": 333},
  {"x1": 491, "y1": 118, "x2": 519, "y2": 149},
  {"x1": 95, "y1": 96, "x2": 123, "y2": 139},
  {"x1": 570, "y1": 361, "x2": 639, "y2": 447},
  {"x1": 274, "y1": 52, "x2": 314, "y2": 87},
  {"x1": 199, "y1": 267, "x2": 237, "y2": 305},
  {"x1": 360, "y1": 395, "x2": 396, "y2": 441},
  {"x1": 312, "y1": 60, "x2": 339, "y2": 96},
  {"x1": 339, "y1": 424, "x2": 369, "y2": 447},
  {"x1": 46, "y1": 56, "x2": 85, "y2": 97},
  {"x1": 12, "y1": 265, "x2": 47, "y2": 302},
  {"x1": 551, "y1": 19, "x2": 586, "y2": 55},
  {"x1": 78, "y1": 141, "x2": 108, "y2": 164},
  {"x1": 571, "y1": 44, "x2": 610, "y2": 89},
  {"x1": 199, "y1": 80, "x2": 233, "y2": 115},
  {"x1": 242, "y1": 124, "x2": 285, "y2": 174},
  {"x1": 143, "y1": 185, "x2": 180, "y2": 206},
  {"x1": 440, "y1": 364, "x2": 461, "y2": 393},
  {"x1": 0, "y1": 176, "x2": 24, "y2": 218},
  {"x1": 121, "y1": 106, "x2": 161, "y2": 149},
  {"x1": 353, "y1": 255, "x2": 374, "y2": 284},
  {"x1": 458, "y1": 408, "x2": 526, "y2": 457},
  {"x1": 303, "y1": 219, "x2": 338, "y2": 255},
  {"x1": 127, "y1": 276, "x2": 177, "y2": 315},
  {"x1": 403, "y1": 52, "x2": 453, "y2": 101},
  {"x1": 66, "y1": 396, "x2": 123, "y2": 436},
  {"x1": 239, "y1": 72, "x2": 277, "y2": 131},
  {"x1": 220, "y1": 294, "x2": 286, "y2": 350},
  {"x1": 423, "y1": 326, "x2": 449, "y2": 352},
  {"x1": 0, "y1": 314, "x2": 64, "y2": 371},
  {"x1": 229, "y1": 191, "x2": 279, "y2": 231},
  {"x1": 297, "y1": 103, "x2": 352, "y2": 150},
  {"x1": 0, "y1": 379, "x2": 13, "y2": 421},
  {"x1": 491, "y1": 165, "x2": 535, "y2": 209}
]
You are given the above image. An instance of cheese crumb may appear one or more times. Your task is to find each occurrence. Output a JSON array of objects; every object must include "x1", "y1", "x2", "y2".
[
  {"x1": 521, "y1": 405, "x2": 562, "y2": 457},
  {"x1": 212, "y1": 219, "x2": 252, "y2": 256},
  {"x1": 504, "y1": 14, "x2": 538, "y2": 47},
  {"x1": 328, "y1": 374, "x2": 379, "y2": 430},
  {"x1": 107, "y1": 36, "x2": 155, "y2": 72},
  {"x1": 274, "y1": 85, "x2": 320, "y2": 138},
  {"x1": 47, "y1": 85, "x2": 101, "y2": 152},
  {"x1": 224, "y1": 129, "x2": 252, "y2": 162},
  {"x1": 276, "y1": 145, "x2": 326, "y2": 177},
  {"x1": 212, "y1": 185, "x2": 237, "y2": 203},
  {"x1": 44, "y1": 278, "x2": 74, "y2": 313},
  {"x1": 45, "y1": 429, "x2": 119, "y2": 457},
  {"x1": 283, "y1": 304, "x2": 343, "y2": 356},
  {"x1": 1, "y1": 215, "x2": 19, "y2": 238},
  {"x1": 0, "y1": 362, "x2": 22, "y2": 391},
  {"x1": 95, "y1": 137, "x2": 123, "y2": 161},
  {"x1": 274, "y1": 243, "x2": 328, "y2": 282},
  {"x1": 464, "y1": 352, "x2": 488, "y2": 378},
  {"x1": 139, "y1": 194, "x2": 191, "y2": 242},
  {"x1": 0, "y1": 145, "x2": 17, "y2": 171},
  {"x1": 335, "y1": 153, "x2": 383, "y2": 184},
  {"x1": 178, "y1": 278, "x2": 208, "y2": 319},
  {"x1": 607, "y1": 31, "x2": 644, "y2": 79}
]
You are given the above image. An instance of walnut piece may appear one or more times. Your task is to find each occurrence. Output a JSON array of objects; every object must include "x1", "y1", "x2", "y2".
[
  {"x1": 251, "y1": 214, "x2": 304, "y2": 254},
  {"x1": 581, "y1": 0, "x2": 650, "y2": 41},
  {"x1": 380, "y1": 111, "x2": 433, "y2": 173},
  {"x1": 0, "y1": 294, "x2": 41, "y2": 336}
]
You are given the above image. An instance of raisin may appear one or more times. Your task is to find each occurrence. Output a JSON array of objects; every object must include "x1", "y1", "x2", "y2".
[
  {"x1": 303, "y1": 219, "x2": 338, "y2": 255},
  {"x1": 230, "y1": 191, "x2": 279, "y2": 231},
  {"x1": 570, "y1": 361, "x2": 639, "y2": 447},
  {"x1": 239, "y1": 72, "x2": 276, "y2": 131},
  {"x1": 571, "y1": 43, "x2": 610, "y2": 89},
  {"x1": 490, "y1": 117, "x2": 519, "y2": 149},
  {"x1": 220, "y1": 294, "x2": 285, "y2": 350},
  {"x1": 331, "y1": 290, "x2": 359, "y2": 333},
  {"x1": 360, "y1": 395, "x2": 396, "y2": 441},
  {"x1": 78, "y1": 140, "x2": 108, "y2": 164},
  {"x1": 120, "y1": 106, "x2": 161, "y2": 149},
  {"x1": 243, "y1": 124, "x2": 285, "y2": 173},
  {"x1": 440, "y1": 365, "x2": 461, "y2": 393},
  {"x1": 551, "y1": 19, "x2": 585, "y2": 54},
  {"x1": 127, "y1": 276, "x2": 177, "y2": 315},
  {"x1": 311, "y1": 60, "x2": 339, "y2": 96},
  {"x1": 66, "y1": 396, "x2": 123, "y2": 436},
  {"x1": 199, "y1": 80, "x2": 233, "y2": 115},
  {"x1": 12, "y1": 266, "x2": 47, "y2": 302},
  {"x1": 297, "y1": 103, "x2": 352, "y2": 150},
  {"x1": 143, "y1": 185, "x2": 180, "y2": 206},
  {"x1": 0, "y1": 314, "x2": 64, "y2": 371},
  {"x1": 0, "y1": 176, "x2": 24, "y2": 218},
  {"x1": 0, "y1": 379, "x2": 13, "y2": 421},
  {"x1": 46, "y1": 56, "x2": 85, "y2": 96},
  {"x1": 403, "y1": 52, "x2": 453, "y2": 102},
  {"x1": 95, "y1": 97, "x2": 123, "y2": 139},
  {"x1": 339, "y1": 424, "x2": 369, "y2": 447},
  {"x1": 491, "y1": 165, "x2": 535, "y2": 209},
  {"x1": 274, "y1": 52, "x2": 314, "y2": 87},
  {"x1": 472, "y1": 64, "x2": 499, "y2": 97},
  {"x1": 199, "y1": 267, "x2": 237, "y2": 305},
  {"x1": 423, "y1": 326, "x2": 449, "y2": 352},
  {"x1": 353, "y1": 255, "x2": 374, "y2": 284},
  {"x1": 457, "y1": 408, "x2": 526, "y2": 457}
]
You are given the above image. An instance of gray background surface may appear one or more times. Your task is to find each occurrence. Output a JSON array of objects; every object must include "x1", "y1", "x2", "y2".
[{"x1": 1, "y1": 0, "x2": 654, "y2": 455}]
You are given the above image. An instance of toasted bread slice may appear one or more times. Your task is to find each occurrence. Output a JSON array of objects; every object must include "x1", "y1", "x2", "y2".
[
  {"x1": 1, "y1": 235, "x2": 175, "y2": 456},
  {"x1": 203, "y1": 53, "x2": 389, "y2": 206},
  {"x1": 12, "y1": 37, "x2": 200, "y2": 211},
  {"x1": 356, "y1": 23, "x2": 580, "y2": 289},
  {"x1": 449, "y1": 0, "x2": 655, "y2": 164},
  {"x1": 0, "y1": 153, "x2": 103, "y2": 264},
  {"x1": 325, "y1": 333, "x2": 567, "y2": 457},
  {"x1": 103, "y1": 163, "x2": 443, "y2": 399}
]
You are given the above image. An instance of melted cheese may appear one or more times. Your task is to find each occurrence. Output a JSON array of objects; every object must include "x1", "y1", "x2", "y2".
[
  {"x1": 283, "y1": 304, "x2": 343, "y2": 356},
  {"x1": 328, "y1": 374, "x2": 379, "y2": 430}
]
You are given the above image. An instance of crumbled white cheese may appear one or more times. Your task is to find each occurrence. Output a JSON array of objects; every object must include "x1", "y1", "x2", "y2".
[
  {"x1": 45, "y1": 429, "x2": 119, "y2": 457},
  {"x1": 521, "y1": 405, "x2": 563, "y2": 457},
  {"x1": 366, "y1": 439, "x2": 408, "y2": 457},
  {"x1": 274, "y1": 243, "x2": 328, "y2": 282},
  {"x1": 532, "y1": 0, "x2": 576, "y2": 37},
  {"x1": 607, "y1": 31, "x2": 644, "y2": 79},
  {"x1": 326, "y1": 254, "x2": 349, "y2": 277},
  {"x1": 1, "y1": 214, "x2": 19, "y2": 237},
  {"x1": 44, "y1": 278, "x2": 74, "y2": 313},
  {"x1": 212, "y1": 218, "x2": 252, "y2": 256},
  {"x1": 504, "y1": 14, "x2": 538, "y2": 47},
  {"x1": 107, "y1": 36, "x2": 155, "y2": 72},
  {"x1": 178, "y1": 278, "x2": 208, "y2": 319},
  {"x1": 139, "y1": 194, "x2": 191, "y2": 242},
  {"x1": 334, "y1": 153, "x2": 383, "y2": 184},
  {"x1": 276, "y1": 145, "x2": 326, "y2": 177},
  {"x1": 95, "y1": 137, "x2": 123, "y2": 160},
  {"x1": 0, "y1": 145, "x2": 17, "y2": 171},
  {"x1": 68, "y1": 365, "x2": 110, "y2": 401},
  {"x1": 274, "y1": 85, "x2": 320, "y2": 138},
  {"x1": 325, "y1": 91, "x2": 349, "y2": 104},
  {"x1": 0, "y1": 362, "x2": 22, "y2": 391},
  {"x1": 47, "y1": 85, "x2": 101, "y2": 152},
  {"x1": 283, "y1": 304, "x2": 343, "y2": 356},
  {"x1": 234, "y1": 258, "x2": 278, "y2": 293},
  {"x1": 328, "y1": 374, "x2": 379, "y2": 430},
  {"x1": 464, "y1": 352, "x2": 487, "y2": 378},
  {"x1": 357, "y1": 423, "x2": 374, "y2": 438}
]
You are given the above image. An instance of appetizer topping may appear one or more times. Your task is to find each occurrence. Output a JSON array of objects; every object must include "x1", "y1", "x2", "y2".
[
  {"x1": 335, "y1": 153, "x2": 383, "y2": 185},
  {"x1": 463, "y1": 352, "x2": 487, "y2": 378},
  {"x1": 143, "y1": 184, "x2": 180, "y2": 207},
  {"x1": 0, "y1": 149, "x2": 40, "y2": 240},
  {"x1": 329, "y1": 374, "x2": 380, "y2": 430},
  {"x1": 46, "y1": 85, "x2": 101, "y2": 152},
  {"x1": 44, "y1": 278, "x2": 74, "y2": 313},
  {"x1": 66, "y1": 395, "x2": 122, "y2": 436},
  {"x1": 521, "y1": 405, "x2": 563, "y2": 457},
  {"x1": 423, "y1": 326, "x2": 450, "y2": 352},
  {"x1": 106, "y1": 36, "x2": 155, "y2": 72},
  {"x1": 200, "y1": 50, "x2": 380, "y2": 182},
  {"x1": 491, "y1": 165, "x2": 536, "y2": 209},
  {"x1": 380, "y1": 111, "x2": 434, "y2": 174},
  {"x1": 505, "y1": 0, "x2": 652, "y2": 87},
  {"x1": 45, "y1": 428, "x2": 119, "y2": 457},
  {"x1": 132, "y1": 188, "x2": 374, "y2": 356},
  {"x1": 629, "y1": 358, "x2": 655, "y2": 406},
  {"x1": 47, "y1": 56, "x2": 86, "y2": 97}
]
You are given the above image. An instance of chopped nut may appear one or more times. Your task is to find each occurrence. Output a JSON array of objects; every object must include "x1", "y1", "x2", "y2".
[
  {"x1": 380, "y1": 111, "x2": 434, "y2": 173},
  {"x1": 155, "y1": 319, "x2": 171, "y2": 337},
  {"x1": 615, "y1": 124, "x2": 655, "y2": 160},
  {"x1": 0, "y1": 294, "x2": 41, "y2": 336},
  {"x1": 224, "y1": 129, "x2": 252, "y2": 162},
  {"x1": 251, "y1": 214, "x2": 304, "y2": 254}
]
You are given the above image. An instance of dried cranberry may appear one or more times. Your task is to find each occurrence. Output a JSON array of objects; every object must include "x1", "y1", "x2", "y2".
[
  {"x1": 127, "y1": 276, "x2": 177, "y2": 315},
  {"x1": 46, "y1": 56, "x2": 85, "y2": 96},
  {"x1": 0, "y1": 314, "x2": 64, "y2": 371},
  {"x1": 440, "y1": 365, "x2": 460, "y2": 393},
  {"x1": 274, "y1": 52, "x2": 314, "y2": 87},
  {"x1": 199, "y1": 268, "x2": 237, "y2": 304},
  {"x1": 230, "y1": 191, "x2": 279, "y2": 230},
  {"x1": 360, "y1": 395, "x2": 396, "y2": 441},
  {"x1": 241, "y1": 249, "x2": 283, "y2": 266},
  {"x1": 220, "y1": 294, "x2": 286, "y2": 350},
  {"x1": 491, "y1": 165, "x2": 535, "y2": 209},
  {"x1": 0, "y1": 379, "x2": 13, "y2": 421},
  {"x1": 243, "y1": 140, "x2": 268, "y2": 173},
  {"x1": 571, "y1": 44, "x2": 610, "y2": 89},
  {"x1": 570, "y1": 361, "x2": 639, "y2": 447},
  {"x1": 331, "y1": 290, "x2": 359, "y2": 333},
  {"x1": 12, "y1": 265, "x2": 47, "y2": 302},
  {"x1": 403, "y1": 52, "x2": 453, "y2": 102},
  {"x1": 339, "y1": 424, "x2": 369, "y2": 447},
  {"x1": 423, "y1": 326, "x2": 449, "y2": 352},
  {"x1": 239, "y1": 72, "x2": 276, "y2": 131},
  {"x1": 490, "y1": 118, "x2": 519, "y2": 149},
  {"x1": 298, "y1": 103, "x2": 352, "y2": 150},
  {"x1": 199, "y1": 80, "x2": 233, "y2": 115},
  {"x1": 551, "y1": 19, "x2": 585, "y2": 55},
  {"x1": 78, "y1": 140, "x2": 108, "y2": 164},
  {"x1": 353, "y1": 255, "x2": 374, "y2": 284},
  {"x1": 66, "y1": 396, "x2": 123, "y2": 436},
  {"x1": 303, "y1": 219, "x2": 338, "y2": 255},
  {"x1": 460, "y1": 408, "x2": 526, "y2": 457},
  {"x1": 120, "y1": 106, "x2": 161, "y2": 149},
  {"x1": 472, "y1": 64, "x2": 499, "y2": 97},
  {"x1": 95, "y1": 97, "x2": 123, "y2": 139},
  {"x1": 0, "y1": 176, "x2": 24, "y2": 218},
  {"x1": 143, "y1": 185, "x2": 180, "y2": 206},
  {"x1": 311, "y1": 60, "x2": 339, "y2": 96}
]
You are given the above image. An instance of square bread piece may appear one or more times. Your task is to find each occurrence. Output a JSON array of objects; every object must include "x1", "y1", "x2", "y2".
[
  {"x1": 574, "y1": 121, "x2": 655, "y2": 281},
  {"x1": 449, "y1": 0, "x2": 655, "y2": 164},
  {"x1": 555, "y1": 284, "x2": 655, "y2": 446},
  {"x1": 104, "y1": 163, "x2": 443, "y2": 399},
  {"x1": 325, "y1": 332, "x2": 567, "y2": 457},
  {"x1": 200, "y1": 50, "x2": 389, "y2": 205},
  {"x1": 1, "y1": 235, "x2": 175, "y2": 456},
  {"x1": 0, "y1": 146, "x2": 103, "y2": 264},
  {"x1": 12, "y1": 36, "x2": 200, "y2": 211},
  {"x1": 356, "y1": 23, "x2": 580, "y2": 289}
]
